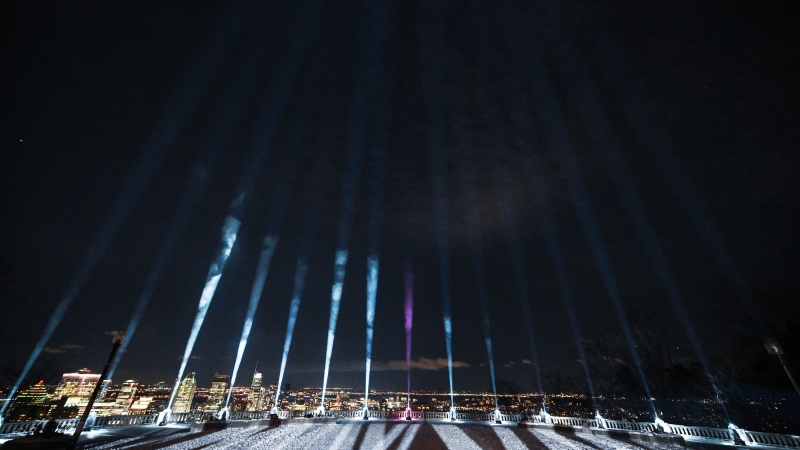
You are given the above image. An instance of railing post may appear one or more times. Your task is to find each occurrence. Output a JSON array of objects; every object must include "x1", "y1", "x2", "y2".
[{"x1": 728, "y1": 424, "x2": 749, "y2": 446}]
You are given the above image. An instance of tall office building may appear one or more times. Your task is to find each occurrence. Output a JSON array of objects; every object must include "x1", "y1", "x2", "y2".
[
  {"x1": 115, "y1": 380, "x2": 138, "y2": 412},
  {"x1": 16, "y1": 380, "x2": 50, "y2": 406},
  {"x1": 247, "y1": 371, "x2": 264, "y2": 411},
  {"x1": 208, "y1": 373, "x2": 230, "y2": 409},
  {"x1": 52, "y1": 369, "x2": 102, "y2": 403},
  {"x1": 172, "y1": 373, "x2": 196, "y2": 414}
]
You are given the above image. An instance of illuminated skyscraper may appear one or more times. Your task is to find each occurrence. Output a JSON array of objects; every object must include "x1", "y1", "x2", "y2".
[
  {"x1": 115, "y1": 380, "x2": 138, "y2": 412},
  {"x1": 172, "y1": 372, "x2": 196, "y2": 414},
  {"x1": 208, "y1": 373, "x2": 230, "y2": 409},
  {"x1": 247, "y1": 371, "x2": 264, "y2": 411},
  {"x1": 52, "y1": 369, "x2": 101, "y2": 403},
  {"x1": 16, "y1": 380, "x2": 50, "y2": 406}
]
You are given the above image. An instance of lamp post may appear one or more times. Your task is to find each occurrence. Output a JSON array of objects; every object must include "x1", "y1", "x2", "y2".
[
  {"x1": 765, "y1": 340, "x2": 800, "y2": 400},
  {"x1": 71, "y1": 332, "x2": 125, "y2": 448}
]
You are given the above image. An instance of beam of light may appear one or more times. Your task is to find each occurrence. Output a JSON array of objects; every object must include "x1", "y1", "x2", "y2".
[
  {"x1": 106, "y1": 165, "x2": 209, "y2": 382},
  {"x1": 270, "y1": 36, "x2": 346, "y2": 408},
  {"x1": 320, "y1": 0, "x2": 388, "y2": 408},
  {"x1": 166, "y1": 210, "x2": 241, "y2": 411},
  {"x1": 417, "y1": 0, "x2": 456, "y2": 413},
  {"x1": 273, "y1": 258, "x2": 308, "y2": 411},
  {"x1": 0, "y1": 1, "x2": 254, "y2": 417},
  {"x1": 461, "y1": 8, "x2": 549, "y2": 407},
  {"x1": 106, "y1": 14, "x2": 278, "y2": 382},
  {"x1": 515, "y1": 118, "x2": 599, "y2": 413},
  {"x1": 224, "y1": 235, "x2": 277, "y2": 410},
  {"x1": 230, "y1": 0, "x2": 326, "y2": 204},
  {"x1": 549, "y1": 30, "x2": 730, "y2": 415},
  {"x1": 489, "y1": 31, "x2": 599, "y2": 410},
  {"x1": 362, "y1": 0, "x2": 393, "y2": 408},
  {"x1": 489, "y1": 149, "x2": 546, "y2": 406},
  {"x1": 405, "y1": 264, "x2": 414, "y2": 410},
  {"x1": 576, "y1": 6, "x2": 770, "y2": 339},
  {"x1": 321, "y1": 249, "x2": 350, "y2": 408},
  {"x1": 271, "y1": 95, "x2": 336, "y2": 410},
  {"x1": 453, "y1": 125, "x2": 500, "y2": 411},
  {"x1": 519, "y1": 5, "x2": 708, "y2": 418},
  {"x1": 492, "y1": 5, "x2": 657, "y2": 415},
  {"x1": 521, "y1": 2, "x2": 731, "y2": 420},
  {"x1": 364, "y1": 256, "x2": 378, "y2": 407}
]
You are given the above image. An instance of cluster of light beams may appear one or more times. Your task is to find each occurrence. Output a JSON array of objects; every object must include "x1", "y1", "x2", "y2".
[
  {"x1": 321, "y1": 0, "x2": 395, "y2": 408},
  {"x1": 106, "y1": 165, "x2": 209, "y2": 382},
  {"x1": 167, "y1": 211, "x2": 241, "y2": 411},
  {"x1": 500, "y1": 67, "x2": 599, "y2": 410},
  {"x1": 0, "y1": 1, "x2": 254, "y2": 416},
  {"x1": 488, "y1": 143, "x2": 546, "y2": 404},
  {"x1": 272, "y1": 90, "x2": 338, "y2": 410},
  {"x1": 497, "y1": 7, "x2": 659, "y2": 416},
  {"x1": 224, "y1": 235, "x2": 277, "y2": 410},
  {"x1": 575, "y1": 5, "x2": 770, "y2": 339},
  {"x1": 107, "y1": 13, "x2": 278, "y2": 381},
  {"x1": 230, "y1": 0, "x2": 326, "y2": 202},
  {"x1": 531, "y1": 5, "x2": 722, "y2": 417},
  {"x1": 417, "y1": 0, "x2": 456, "y2": 413},
  {"x1": 482, "y1": 9, "x2": 600, "y2": 409},
  {"x1": 452, "y1": 116, "x2": 500, "y2": 410}
]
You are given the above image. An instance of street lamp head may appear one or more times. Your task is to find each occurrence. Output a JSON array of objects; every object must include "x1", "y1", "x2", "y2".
[
  {"x1": 764, "y1": 339, "x2": 783, "y2": 356},
  {"x1": 111, "y1": 331, "x2": 127, "y2": 345}
]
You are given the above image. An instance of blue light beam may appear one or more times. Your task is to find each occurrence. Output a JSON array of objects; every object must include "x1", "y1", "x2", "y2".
[
  {"x1": 271, "y1": 90, "x2": 337, "y2": 410},
  {"x1": 319, "y1": 0, "x2": 388, "y2": 408},
  {"x1": 459, "y1": 174, "x2": 501, "y2": 411},
  {"x1": 107, "y1": 12, "x2": 278, "y2": 381},
  {"x1": 364, "y1": 256, "x2": 378, "y2": 407},
  {"x1": 417, "y1": 0, "x2": 456, "y2": 413},
  {"x1": 274, "y1": 258, "x2": 308, "y2": 411},
  {"x1": 273, "y1": 51, "x2": 342, "y2": 410},
  {"x1": 493, "y1": 34, "x2": 600, "y2": 408},
  {"x1": 362, "y1": 0, "x2": 393, "y2": 408},
  {"x1": 0, "y1": 0, "x2": 254, "y2": 416},
  {"x1": 576, "y1": 6, "x2": 769, "y2": 338},
  {"x1": 488, "y1": 146, "x2": 546, "y2": 405},
  {"x1": 224, "y1": 235, "x2": 277, "y2": 410},
  {"x1": 321, "y1": 249, "x2": 350, "y2": 408},
  {"x1": 167, "y1": 209, "x2": 241, "y2": 411},
  {"x1": 450, "y1": 93, "x2": 500, "y2": 410},
  {"x1": 463, "y1": 9, "x2": 548, "y2": 404}
]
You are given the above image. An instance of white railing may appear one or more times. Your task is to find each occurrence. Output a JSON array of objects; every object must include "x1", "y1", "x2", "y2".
[
  {"x1": 551, "y1": 416, "x2": 599, "y2": 427},
  {"x1": 228, "y1": 410, "x2": 268, "y2": 421},
  {"x1": 93, "y1": 413, "x2": 159, "y2": 427},
  {"x1": 746, "y1": 430, "x2": 800, "y2": 447},
  {"x1": 603, "y1": 419, "x2": 656, "y2": 432},
  {"x1": 4, "y1": 409, "x2": 800, "y2": 448},
  {"x1": 0, "y1": 417, "x2": 78, "y2": 435},
  {"x1": 329, "y1": 410, "x2": 521, "y2": 422},
  {"x1": 667, "y1": 424, "x2": 732, "y2": 440},
  {"x1": 167, "y1": 412, "x2": 205, "y2": 423}
]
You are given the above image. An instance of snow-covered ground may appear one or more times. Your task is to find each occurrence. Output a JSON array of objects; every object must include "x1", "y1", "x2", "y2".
[{"x1": 85, "y1": 421, "x2": 690, "y2": 449}]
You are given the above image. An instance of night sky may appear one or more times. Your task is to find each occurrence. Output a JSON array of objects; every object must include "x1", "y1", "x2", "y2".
[{"x1": 1, "y1": 1, "x2": 798, "y2": 394}]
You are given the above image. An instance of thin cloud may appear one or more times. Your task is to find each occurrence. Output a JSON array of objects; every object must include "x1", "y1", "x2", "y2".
[
  {"x1": 43, "y1": 344, "x2": 85, "y2": 354},
  {"x1": 304, "y1": 357, "x2": 471, "y2": 373}
]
